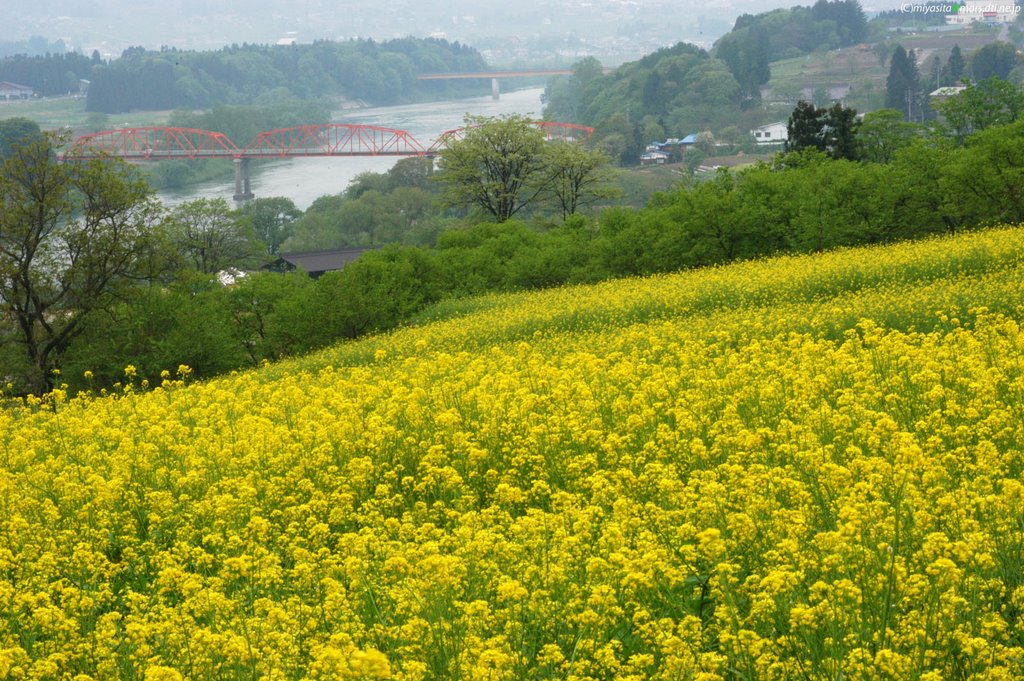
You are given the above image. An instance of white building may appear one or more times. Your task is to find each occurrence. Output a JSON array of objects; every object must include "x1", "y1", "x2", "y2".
[
  {"x1": 751, "y1": 121, "x2": 788, "y2": 145},
  {"x1": 0, "y1": 81, "x2": 35, "y2": 101},
  {"x1": 946, "y1": 0, "x2": 1020, "y2": 24},
  {"x1": 930, "y1": 85, "x2": 967, "y2": 103},
  {"x1": 640, "y1": 150, "x2": 670, "y2": 165}
]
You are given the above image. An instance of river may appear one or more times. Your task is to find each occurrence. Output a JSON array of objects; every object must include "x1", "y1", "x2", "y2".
[{"x1": 156, "y1": 87, "x2": 546, "y2": 210}]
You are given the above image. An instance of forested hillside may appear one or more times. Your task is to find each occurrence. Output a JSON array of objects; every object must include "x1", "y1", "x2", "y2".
[
  {"x1": 86, "y1": 39, "x2": 488, "y2": 112},
  {"x1": 0, "y1": 38, "x2": 489, "y2": 113},
  {"x1": 542, "y1": 45, "x2": 738, "y2": 164},
  {"x1": 0, "y1": 51, "x2": 99, "y2": 97},
  {"x1": 715, "y1": 0, "x2": 868, "y2": 102},
  {"x1": 542, "y1": 0, "x2": 871, "y2": 160}
]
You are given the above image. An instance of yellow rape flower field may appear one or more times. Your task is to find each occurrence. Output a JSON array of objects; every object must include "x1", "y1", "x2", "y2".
[{"x1": 4, "y1": 225, "x2": 1024, "y2": 680}]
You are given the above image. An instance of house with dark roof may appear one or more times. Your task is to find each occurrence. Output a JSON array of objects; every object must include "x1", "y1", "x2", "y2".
[{"x1": 273, "y1": 246, "x2": 376, "y2": 278}]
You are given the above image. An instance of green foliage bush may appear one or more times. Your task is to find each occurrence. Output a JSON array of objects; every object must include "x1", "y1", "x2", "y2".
[{"x1": 33, "y1": 105, "x2": 1024, "y2": 393}]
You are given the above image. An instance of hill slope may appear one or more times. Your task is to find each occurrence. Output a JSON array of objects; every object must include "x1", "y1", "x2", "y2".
[
  {"x1": 2, "y1": 226, "x2": 1024, "y2": 678},
  {"x1": 764, "y1": 26, "x2": 1001, "y2": 114}
]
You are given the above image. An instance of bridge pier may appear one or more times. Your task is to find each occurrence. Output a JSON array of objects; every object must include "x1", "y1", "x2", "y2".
[
  {"x1": 491, "y1": 78, "x2": 500, "y2": 101},
  {"x1": 233, "y1": 158, "x2": 254, "y2": 201}
]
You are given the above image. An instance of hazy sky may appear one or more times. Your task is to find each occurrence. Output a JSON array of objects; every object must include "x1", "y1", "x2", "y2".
[
  {"x1": 0, "y1": 0, "x2": 702, "y2": 61},
  {"x1": 2, "y1": 0, "x2": 907, "y2": 61}
]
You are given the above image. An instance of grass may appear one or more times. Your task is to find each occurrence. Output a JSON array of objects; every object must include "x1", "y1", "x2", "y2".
[{"x1": 0, "y1": 96, "x2": 172, "y2": 133}]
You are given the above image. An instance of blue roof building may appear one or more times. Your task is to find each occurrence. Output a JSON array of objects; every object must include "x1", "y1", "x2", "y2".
[{"x1": 652, "y1": 134, "x2": 698, "y2": 150}]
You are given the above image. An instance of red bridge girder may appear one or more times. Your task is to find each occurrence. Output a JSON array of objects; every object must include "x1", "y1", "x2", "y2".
[
  {"x1": 242, "y1": 124, "x2": 427, "y2": 157},
  {"x1": 67, "y1": 126, "x2": 241, "y2": 159},
  {"x1": 66, "y1": 121, "x2": 593, "y2": 160},
  {"x1": 534, "y1": 121, "x2": 596, "y2": 140},
  {"x1": 427, "y1": 121, "x2": 594, "y2": 153}
]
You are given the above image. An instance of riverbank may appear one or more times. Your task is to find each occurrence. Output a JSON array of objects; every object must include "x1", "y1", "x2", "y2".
[{"x1": 157, "y1": 87, "x2": 548, "y2": 210}]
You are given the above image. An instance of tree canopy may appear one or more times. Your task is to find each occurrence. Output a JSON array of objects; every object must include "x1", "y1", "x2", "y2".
[
  {"x1": 948, "y1": 45, "x2": 966, "y2": 84},
  {"x1": 857, "y1": 109, "x2": 921, "y2": 163},
  {"x1": 785, "y1": 101, "x2": 860, "y2": 160},
  {"x1": 0, "y1": 132, "x2": 168, "y2": 393},
  {"x1": 886, "y1": 45, "x2": 922, "y2": 120},
  {"x1": 970, "y1": 42, "x2": 1018, "y2": 82},
  {"x1": 167, "y1": 198, "x2": 263, "y2": 274},
  {"x1": 239, "y1": 197, "x2": 302, "y2": 256},
  {"x1": 933, "y1": 77, "x2": 1024, "y2": 141},
  {"x1": 436, "y1": 116, "x2": 616, "y2": 223},
  {"x1": 0, "y1": 117, "x2": 41, "y2": 160},
  {"x1": 0, "y1": 50, "x2": 97, "y2": 97},
  {"x1": 436, "y1": 116, "x2": 553, "y2": 223},
  {"x1": 84, "y1": 39, "x2": 488, "y2": 113}
]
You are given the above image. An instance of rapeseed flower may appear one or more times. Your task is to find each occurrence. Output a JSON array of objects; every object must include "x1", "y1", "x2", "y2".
[{"x1": 1, "y1": 226, "x2": 1024, "y2": 677}]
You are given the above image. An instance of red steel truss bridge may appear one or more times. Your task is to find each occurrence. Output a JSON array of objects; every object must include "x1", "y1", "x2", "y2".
[
  {"x1": 65, "y1": 122, "x2": 594, "y2": 200},
  {"x1": 65, "y1": 121, "x2": 594, "y2": 160}
]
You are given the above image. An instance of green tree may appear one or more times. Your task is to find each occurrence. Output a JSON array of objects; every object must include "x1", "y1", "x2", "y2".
[
  {"x1": 943, "y1": 118, "x2": 1024, "y2": 226},
  {"x1": 0, "y1": 132, "x2": 167, "y2": 393},
  {"x1": 933, "y1": 77, "x2": 1024, "y2": 141},
  {"x1": 226, "y1": 271, "x2": 313, "y2": 363},
  {"x1": 674, "y1": 59, "x2": 743, "y2": 123},
  {"x1": 886, "y1": 45, "x2": 921, "y2": 120},
  {"x1": 970, "y1": 42, "x2": 1017, "y2": 82},
  {"x1": 542, "y1": 56, "x2": 606, "y2": 122},
  {"x1": 238, "y1": 197, "x2": 301, "y2": 255},
  {"x1": 344, "y1": 170, "x2": 392, "y2": 199},
  {"x1": 889, "y1": 139, "x2": 962, "y2": 234},
  {"x1": 684, "y1": 147, "x2": 708, "y2": 174},
  {"x1": 874, "y1": 41, "x2": 893, "y2": 68},
  {"x1": 786, "y1": 100, "x2": 827, "y2": 153},
  {"x1": 62, "y1": 274, "x2": 248, "y2": 390},
  {"x1": 284, "y1": 194, "x2": 347, "y2": 251},
  {"x1": 695, "y1": 130, "x2": 717, "y2": 154},
  {"x1": 435, "y1": 115, "x2": 551, "y2": 222},
  {"x1": 0, "y1": 117, "x2": 41, "y2": 159},
  {"x1": 387, "y1": 156, "x2": 435, "y2": 190},
  {"x1": 788, "y1": 158, "x2": 897, "y2": 250},
  {"x1": 660, "y1": 169, "x2": 774, "y2": 264},
  {"x1": 302, "y1": 246, "x2": 443, "y2": 343},
  {"x1": 927, "y1": 54, "x2": 944, "y2": 91},
  {"x1": 167, "y1": 198, "x2": 262, "y2": 273},
  {"x1": 594, "y1": 112, "x2": 646, "y2": 166},
  {"x1": 947, "y1": 44, "x2": 966, "y2": 84},
  {"x1": 823, "y1": 102, "x2": 860, "y2": 161},
  {"x1": 857, "y1": 108, "x2": 920, "y2": 163},
  {"x1": 811, "y1": 0, "x2": 868, "y2": 44},
  {"x1": 543, "y1": 143, "x2": 619, "y2": 219},
  {"x1": 715, "y1": 25, "x2": 770, "y2": 105}
]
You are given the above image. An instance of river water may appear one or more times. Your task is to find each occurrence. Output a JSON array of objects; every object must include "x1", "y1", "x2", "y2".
[{"x1": 156, "y1": 87, "x2": 546, "y2": 210}]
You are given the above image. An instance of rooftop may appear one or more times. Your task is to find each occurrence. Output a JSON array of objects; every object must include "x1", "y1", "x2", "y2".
[{"x1": 275, "y1": 246, "x2": 376, "y2": 278}]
